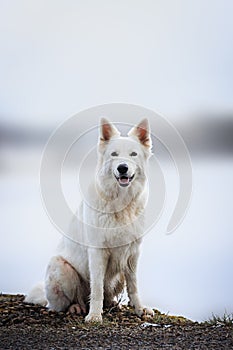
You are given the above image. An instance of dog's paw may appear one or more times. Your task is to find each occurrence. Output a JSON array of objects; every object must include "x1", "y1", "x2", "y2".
[
  {"x1": 85, "y1": 313, "x2": 103, "y2": 323},
  {"x1": 68, "y1": 303, "x2": 86, "y2": 315},
  {"x1": 135, "y1": 306, "x2": 154, "y2": 318}
]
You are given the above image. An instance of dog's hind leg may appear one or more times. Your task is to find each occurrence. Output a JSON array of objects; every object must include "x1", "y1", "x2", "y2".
[{"x1": 45, "y1": 255, "x2": 87, "y2": 314}]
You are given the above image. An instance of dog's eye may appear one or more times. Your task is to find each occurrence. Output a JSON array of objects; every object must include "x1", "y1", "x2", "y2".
[
  {"x1": 111, "y1": 151, "x2": 119, "y2": 157},
  {"x1": 130, "y1": 152, "x2": 137, "y2": 157}
]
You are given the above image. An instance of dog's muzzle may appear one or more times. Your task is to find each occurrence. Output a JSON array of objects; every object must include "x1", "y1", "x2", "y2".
[{"x1": 114, "y1": 163, "x2": 135, "y2": 187}]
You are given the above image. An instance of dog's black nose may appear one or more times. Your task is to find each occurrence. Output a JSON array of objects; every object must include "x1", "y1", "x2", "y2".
[{"x1": 117, "y1": 163, "x2": 128, "y2": 174}]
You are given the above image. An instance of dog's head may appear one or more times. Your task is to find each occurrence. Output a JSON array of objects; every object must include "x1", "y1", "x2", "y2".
[{"x1": 97, "y1": 118, "x2": 152, "y2": 192}]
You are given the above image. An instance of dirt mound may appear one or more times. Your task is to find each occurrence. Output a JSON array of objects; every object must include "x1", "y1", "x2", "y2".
[{"x1": 0, "y1": 294, "x2": 232, "y2": 349}]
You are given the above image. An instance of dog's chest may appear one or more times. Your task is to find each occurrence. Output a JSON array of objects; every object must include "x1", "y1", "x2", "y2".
[{"x1": 99, "y1": 212, "x2": 144, "y2": 248}]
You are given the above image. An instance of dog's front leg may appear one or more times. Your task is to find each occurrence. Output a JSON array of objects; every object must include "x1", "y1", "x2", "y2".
[
  {"x1": 85, "y1": 248, "x2": 107, "y2": 323},
  {"x1": 125, "y1": 254, "x2": 154, "y2": 318}
]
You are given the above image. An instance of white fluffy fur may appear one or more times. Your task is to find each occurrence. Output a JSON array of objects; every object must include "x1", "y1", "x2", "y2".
[{"x1": 25, "y1": 118, "x2": 154, "y2": 323}]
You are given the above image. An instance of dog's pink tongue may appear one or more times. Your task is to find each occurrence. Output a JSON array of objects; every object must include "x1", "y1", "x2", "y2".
[{"x1": 119, "y1": 177, "x2": 129, "y2": 185}]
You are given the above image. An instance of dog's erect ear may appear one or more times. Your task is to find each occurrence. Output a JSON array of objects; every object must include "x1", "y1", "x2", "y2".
[
  {"x1": 99, "y1": 118, "x2": 121, "y2": 142},
  {"x1": 128, "y1": 118, "x2": 152, "y2": 149}
]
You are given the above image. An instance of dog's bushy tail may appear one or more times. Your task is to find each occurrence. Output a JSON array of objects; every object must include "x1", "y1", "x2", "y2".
[{"x1": 24, "y1": 282, "x2": 48, "y2": 307}]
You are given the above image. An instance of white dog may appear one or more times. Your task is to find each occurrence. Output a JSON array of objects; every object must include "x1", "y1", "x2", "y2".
[{"x1": 25, "y1": 118, "x2": 154, "y2": 323}]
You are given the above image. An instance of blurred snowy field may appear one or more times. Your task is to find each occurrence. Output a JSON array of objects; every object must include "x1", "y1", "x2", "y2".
[{"x1": 0, "y1": 143, "x2": 232, "y2": 322}]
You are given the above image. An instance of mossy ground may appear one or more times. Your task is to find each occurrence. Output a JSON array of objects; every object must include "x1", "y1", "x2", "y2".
[{"x1": 0, "y1": 293, "x2": 191, "y2": 328}]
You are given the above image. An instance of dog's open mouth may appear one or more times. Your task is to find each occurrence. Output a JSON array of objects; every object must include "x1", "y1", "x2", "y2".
[{"x1": 114, "y1": 174, "x2": 135, "y2": 187}]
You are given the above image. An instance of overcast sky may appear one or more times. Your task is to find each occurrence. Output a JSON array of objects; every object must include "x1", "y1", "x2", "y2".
[{"x1": 0, "y1": 0, "x2": 233, "y2": 128}]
